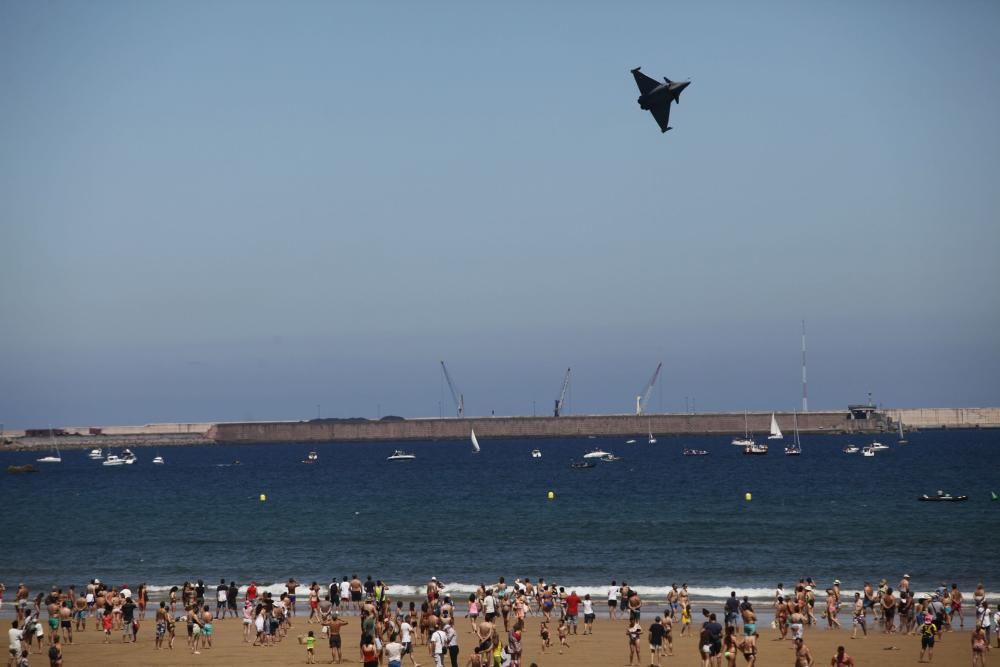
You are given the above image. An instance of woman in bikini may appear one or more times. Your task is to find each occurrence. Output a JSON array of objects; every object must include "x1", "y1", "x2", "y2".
[{"x1": 738, "y1": 631, "x2": 757, "y2": 666}]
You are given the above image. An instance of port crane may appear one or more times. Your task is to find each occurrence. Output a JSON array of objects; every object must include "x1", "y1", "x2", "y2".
[
  {"x1": 553, "y1": 368, "x2": 571, "y2": 417},
  {"x1": 635, "y1": 362, "x2": 663, "y2": 415},
  {"x1": 440, "y1": 361, "x2": 464, "y2": 418}
]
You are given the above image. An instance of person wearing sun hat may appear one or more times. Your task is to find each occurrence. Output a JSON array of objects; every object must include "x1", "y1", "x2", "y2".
[{"x1": 919, "y1": 613, "x2": 937, "y2": 662}]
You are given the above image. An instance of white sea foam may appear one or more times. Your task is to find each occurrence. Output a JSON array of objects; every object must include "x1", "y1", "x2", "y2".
[{"x1": 140, "y1": 582, "x2": 1000, "y2": 604}]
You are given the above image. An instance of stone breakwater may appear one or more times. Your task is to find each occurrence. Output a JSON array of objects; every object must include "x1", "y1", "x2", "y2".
[
  {"x1": 208, "y1": 410, "x2": 880, "y2": 443},
  {"x1": 7, "y1": 432, "x2": 212, "y2": 451}
]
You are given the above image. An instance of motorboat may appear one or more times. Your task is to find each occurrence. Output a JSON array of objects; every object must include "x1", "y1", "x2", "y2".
[
  {"x1": 842, "y1": 445, "x2": 860, "y2": 454},
  {"x1": 152, "y1": 456, "x2": 165, "y2": 464},
  {"x1": 36, "y1": 454, "x2": 62, "y2": 463},
  {"x1": 103, "y1": 450, "x2": 138, "y2": 466},
  {"x1": 530, "y1": 449, "x2": 542, "y2": 459},
  {"x1": 302, "y1": 451, "x2": 318, "y2": 464},
  {"x1": 386, "y1": 450, "x2": 416, "y2": 461},
  {"x1": 918, "y1": 491, "x2": 968, "y2": 502},
  {"x1": 570, "y1": 461, "x2": 595, "y2": 469},
  {"x1": 582, "y1": 448, "x2": 612, "y2": 459},
  {"x1": 599, "y1": 453, "x2": 622, "y2": 462},
  {"x1": 742, "y1": 443, "x2": 769, "y2": 455},
  {"x1": 682, "y1": 448, "x2": 709, "y2": 456},
  {"x1": 88, "y1": 448, "x2": 104, "y2": 460},
  {"x1": 861, "y1": 445, "x2": 876, "y2": 457},
  {"x1": 870, "y1": 441, "x2": 889, "y2": 451},
  {"x1": 625, "y1": 439, "x2": 637, "y2": 444}
]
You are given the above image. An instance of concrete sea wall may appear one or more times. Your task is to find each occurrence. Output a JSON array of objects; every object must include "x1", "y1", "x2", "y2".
[
  {"x1": 886, "y1": 407, "x2": 1000, "y2": 429},
  {"x1": 207, "y1": 411, "x2": 871, "y2": 443}
]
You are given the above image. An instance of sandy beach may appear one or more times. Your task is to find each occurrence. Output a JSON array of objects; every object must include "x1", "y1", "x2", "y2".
[{"x1": 13, "y1": 608, "x2": 979, "y2": 667}]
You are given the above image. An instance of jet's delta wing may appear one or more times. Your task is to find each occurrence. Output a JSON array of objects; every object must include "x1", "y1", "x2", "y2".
[
  {"x1": 631, "y1": 68, "x2": 661, "y2": 96},
  {"x1": 648, "y1": 104, "x2": 671, "y2": 133}
]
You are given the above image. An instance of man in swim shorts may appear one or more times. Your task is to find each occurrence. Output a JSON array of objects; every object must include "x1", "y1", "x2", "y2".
[{"x1": 286, "y1": 578, "x2": 299, "y2": 617}]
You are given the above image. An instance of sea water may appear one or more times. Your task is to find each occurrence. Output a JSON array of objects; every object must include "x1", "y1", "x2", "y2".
[{"x1": 2, "y1": 429, "x2": 998, "y2": 605}]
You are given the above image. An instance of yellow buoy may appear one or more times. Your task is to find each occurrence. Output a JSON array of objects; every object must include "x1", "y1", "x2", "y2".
[
  {"x1": 745, "y1": 492, "x2": 752, "y2": 501},
  {"x1": 547, "y1": 491, "x2": 555, "y2": 500},
  {"x1": 259, "y1": 493, "x2": 267, "y2": 502}
]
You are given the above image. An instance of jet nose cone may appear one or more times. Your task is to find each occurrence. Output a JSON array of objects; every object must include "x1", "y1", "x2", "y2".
[{"x1": 676, "y1": 80, "x2": 691, "y2": 92}]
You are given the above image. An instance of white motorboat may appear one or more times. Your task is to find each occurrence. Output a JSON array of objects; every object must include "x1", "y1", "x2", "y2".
[
  {"x1": 103, "y1": 449, "x2": 138, "y2": 466},
  {"x1": 870, "y1": 441, "x2": 889, "y2": 451},
  {"x1": 625, "y1": 439, "x2": 637, "y2": 444},
  {"x1": 583, "y1": 448, "x2": 612, "y2": 459},
  {"x1": 152, "y1": 456, "x2": 165, "y2": 464},
  {"x1": 530, "y1": 449, "x2": 542, "y2": 459},
  {"x1": 861, "y1": 445, "x2": 876, "y2": 457},
  {"x1": 386, "y1": 450, "x2": 416, "y2": 461},
  {"x1": 768, "y1": 413, "x2": 783, "y2": 440},
  {"x1": 599, "y1": 453, "x2": 622, "y2": 462},
  {"x1": 88, "y1": 448, "x2": 104, "y2": 460},
  {"x1": 843, "y1": 445, "x2": 860, "y2": 454},
  {"x1": 302, "y1": 451, "x2": 318, "y2": 464},
  {"x1": 732, "y1": 410, "x2": 755, "y2": 447}
]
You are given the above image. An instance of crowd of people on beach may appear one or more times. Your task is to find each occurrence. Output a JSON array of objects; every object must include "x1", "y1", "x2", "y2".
[{"x1": 3, "y1": 574, "x2": 998, "y2": 667}]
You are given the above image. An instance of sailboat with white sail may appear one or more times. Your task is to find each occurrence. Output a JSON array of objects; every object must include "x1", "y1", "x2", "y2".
[
  {"x1": 897, "y1": 420, "x2": 908, "y2": 445},
  {"x1": 470, "y1": 428, "x2": 481, "y2": 453},
  {"x1": 36, "y1": 428, "x2": 62, "y2": 464},
  {"x1": 768, "y1": 413, "x2": 783, "y2": 440},
  {"x1": 784, "y1": 412, "x2": 802, "y2": 455}
]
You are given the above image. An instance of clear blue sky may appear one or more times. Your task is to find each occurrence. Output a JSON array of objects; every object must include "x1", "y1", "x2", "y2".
[{"x1": 2, "y1": 1, "x2": 998, "y2": 428}]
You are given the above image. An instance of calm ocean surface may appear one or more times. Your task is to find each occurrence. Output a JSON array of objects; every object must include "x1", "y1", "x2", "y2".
[{"x1": 2, "y1": 429, "x2": 998, "y2": 603}]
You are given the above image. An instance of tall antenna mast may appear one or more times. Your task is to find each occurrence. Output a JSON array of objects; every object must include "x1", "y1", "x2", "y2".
[{"x1": 801, "y1": 319, "x2": 808, "y2": 412}]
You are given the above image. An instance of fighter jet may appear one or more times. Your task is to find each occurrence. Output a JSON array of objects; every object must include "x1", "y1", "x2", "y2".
[{"x1": 631, "y1": 67, "x2": 690, "y2": 133}]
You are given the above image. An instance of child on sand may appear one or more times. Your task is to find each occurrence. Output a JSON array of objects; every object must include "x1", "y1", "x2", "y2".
[
  {"x1": 919, "y1": 614, "x2": 937, "y2": 663},
  {"x1": 101, "y1": 609, "x2": 113, "y2": 643},
  {"x1": 539, "y1": 620, "x2": 551, "y2": 653},
  {"x1": 681, "y1": 604, "x2": 692, "y2": 637},
  {"x1": 557, "y1": 617, "x2": 570, "y2": 653},
  {"x1": 305, "y1": 630, "x2": 315, "y2": 663}
]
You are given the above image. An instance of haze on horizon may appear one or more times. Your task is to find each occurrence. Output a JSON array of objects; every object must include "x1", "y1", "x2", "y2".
[{"x1": 2, "y1": 1, "x2": 999, "y2": 429}]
